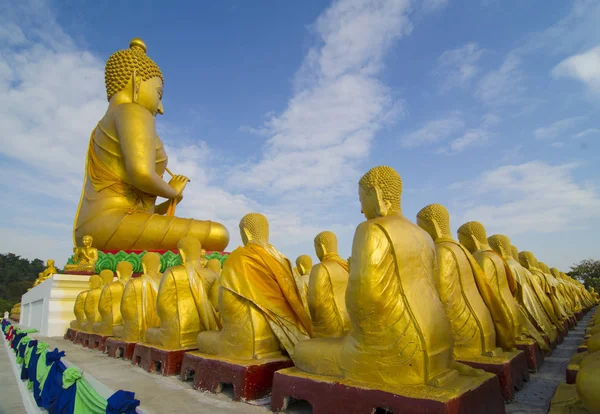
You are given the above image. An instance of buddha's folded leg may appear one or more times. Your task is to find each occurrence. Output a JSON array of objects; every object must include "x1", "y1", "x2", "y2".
[
  {"x1": 294, "y1": 337, "x2": 344, "y2": 377},
  {"x1": 145, "y1": 327, "x2": 163, "y2": 346},
  {"x1": 112, "y1": 325, "x2": 124, "y2": 338},
  {"x1": 196, "y1": 331, "x2": 221, "y2": 355},
  {"x1": 76, "y1": 209, "x2": 229, "y2": 251}
]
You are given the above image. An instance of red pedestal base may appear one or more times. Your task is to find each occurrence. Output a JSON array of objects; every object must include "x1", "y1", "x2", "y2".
[
  {"x1": 87, "y1": 334, "x2": 109, "y2": 351},
  {"x1": 516, "y1": 340, "x2": 544, "y2": 372},
  {"x1": 64, "y1": 328, "x2": 77, "y2": 341},
  {"x1": 105, "y1": 338, "x2": 137, "y2": 360},
  {"x1": 566, "y1": 367, "x2": 578, "y2": 384},
  {"x1": 576, "y1": 311, "x2": 583, "y2": 321},
  {"x1": 577, "y1": 344, "x2": 587, "y2": 353},
  {"x1": 131, "y1": 343, "x2": 195, "y2": 376},
  {"x1": 180, "y1": 352, "x2": 293, "y2": 402},
  {"x1": 270, "y1": 367, "x2": 506, "y2": 414},
  {"x1": 458, "y1": 350, "x2": 529, "y2": 402},
  {"x1": 73, "y1": 331, "x2": 87, "y2": 346}
]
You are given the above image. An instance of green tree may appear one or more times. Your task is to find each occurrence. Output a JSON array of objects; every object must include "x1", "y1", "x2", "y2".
[
  {"x1": 568, "y1": 258, "x2": 600, "y2": 291},
  {"x1": 0, "y1": 252, "x2": 47, "y2": 306}
]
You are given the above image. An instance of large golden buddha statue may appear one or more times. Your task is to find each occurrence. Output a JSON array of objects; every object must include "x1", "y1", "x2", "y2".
[
  {"x1": 114, "y1": 252, "x2": 162, "y2": 342},
  {"x1": 416, "y1": 204, "x2": 515, "y2": 357},
  {"x1": 146, "y1": 237, "x2": 220, "y2": 350},
  {"x1": 33, "y1": 260, "x2": 58, "y2": 287},
  {"x1": 64, "y1": 235, "x2": 98, "y2": 273},
  {"x1": 70, "y1": 275, "x2": 101, "y2": 330},
  {"x1": 457, "y1": 222, "x2": 529, "y2": 342},
  {"x1": 294, "y1": 166, "x2": 477, "y2": 389},
  {"x1": 197, "y1": 213, "x2": 311, "y2": 361},
  {"x1": 72, "y1": 38, "x2": 229, "y2": 252},
  {"x1": 488, "y1": 235, "x2": 552, "y2": 352},
  {"x1": 82, "y1": 270, "x2": 114, "y2": 332},
  {"x1": 94, "y1": 261, "x2": 133, "y2": 336},
  {"x1": 308, "y1": 231, "x2": 350, "y2": 338}
]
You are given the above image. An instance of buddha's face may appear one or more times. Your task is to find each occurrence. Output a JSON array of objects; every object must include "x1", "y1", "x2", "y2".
[
  {"x1": 240, "y1": 225, "x2": 249, "y2": 246},
  {"x1": 458, "y1": 232, "x2": 476, "y2": 253},
  {"x1": 359, "y1": 185, "x2": 380, "y2": 220},
  {"x1": 137, "y1": 76, "x2": 164, "y2": 117},
  {"x1": 416, "y1": 216, "x2": 436, "y2": 241},
  {"x1": 47, "y1": 260, "x2": 54, "y2": 267},
  {"x1": 83, "y1": 235, "x2": 92, "y2": 248},
  {"x1": 314, "y1": 242, "x2": 325, "y2": 261}
]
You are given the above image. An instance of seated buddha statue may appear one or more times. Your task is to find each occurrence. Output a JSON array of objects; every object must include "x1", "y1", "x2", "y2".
[
  {"x1": 539, "y1": 261, "x2": 570, "y2": 321},
  {"x1": 518, "y1": 252, "x2": 565, "y2": 332},
  {"x1": 308, "y1": 231, "x2": 350, "y2": 338},
  {"x1": 82, "y1": 270, "x2": 114, "y2": 332},
  {"x1": 197, "y1": 213, "x2": 311, "y2": 361},
  {"x1": 64, "y1": 235, "x2": 99, "y2": 273},
  {"x1": 457, "y1": 222, "x2": 530, "y2": 342},
  {"x1": 294, "y1": 255, "x2": 313, "y2": 297},
  {"x1": 145, "y1": 237, "x2": 221, "y2": 350},
  {"x1": 72, "y1": 38, "x2": 229, "y2": 252},
  {"x1": 488, "y1": 235, "x2": 552, "y2": 352},
  {"x1": 416, "y1": 204, "x2": 515, "y2": 357},
  {"x1": 33, "y1": 260, "x2": 58, "y2": 287},
  {"x1": 294, "y1": 166, "x2": 477, "y2": 389},
  {"x1": 93, "y1": 261, "x2": 133, "y2": 336},
  {"x1": 550, "y1": 267, "x2": 576, "y2": 316},
  {"x1": 113, "y1": 253, "x2": 162, "y2": 342},
  {"x1": 70, "y1": 275, "x2": 102, "y2": 330}
]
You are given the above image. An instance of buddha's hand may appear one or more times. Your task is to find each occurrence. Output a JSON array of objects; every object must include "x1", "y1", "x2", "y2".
[{"x1": 168, "y1": 175, "x2": 189, "y2": 201}]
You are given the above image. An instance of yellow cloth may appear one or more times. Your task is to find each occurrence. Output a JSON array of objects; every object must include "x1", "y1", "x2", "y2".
[
  {"x1": 219, "y1": 242, "x2": 312, "y2": 360},
  {"x1": 119, "y1": 276, "x2": 160, "y2": 342}
]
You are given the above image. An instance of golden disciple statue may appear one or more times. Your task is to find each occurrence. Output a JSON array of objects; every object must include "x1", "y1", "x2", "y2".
[
  {"x1": 416, "y1": 204, "x2": 515, "y2": 358},
  {"x1": 294, "y1": 166, "x2": 476, "y2": 389},
  {"x1": 205, "y1": 259, "x2": 222, "y2": 314},
  {"x1": 70, "y1": 275, "x2": 101, "y2": 330},
  {"x1": 82, "y1": 270, "x2": 114, "y2": 332},
  {"x1": 72, "y1": 38, "x2": 229, "y2": 252},
  {"x1": 94, "y1": 262, "x2": 133, "y2": 336},
  {"x1": 145, "y1": 237, "x2": 220, "y2": 350},
  {"x1": 539, "y1": 261, "x2": 569, "y2": 323},
  {"x1": 64, "y1": 235, "x2": 98, "y2": 273},
  {"x1": 33, "y1": 260, "x2": 58, "y2": 287},
  {"x1": 488, "y1": 235, "x2": 552, "y2": 352},
  {"x1": 457, "y1": 222, "x2": 531, "y2": 343},
  {"x1": 308, "y1": 231, "x2": 350, "y2": 338},
  {"x1": 197, "y1": 213, "x2": 311, "y2": 361},
  {"x1": 294, "y1": 255, "x2": 313, "y2": 297},
  {"x1": 114, "y1": 253, "x2": 162, "y2": 342}
]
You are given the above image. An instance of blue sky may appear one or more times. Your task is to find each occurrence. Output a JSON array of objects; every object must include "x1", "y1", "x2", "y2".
[{"x1": 0, "y1": 0, "x2": 599, "y2": 270}]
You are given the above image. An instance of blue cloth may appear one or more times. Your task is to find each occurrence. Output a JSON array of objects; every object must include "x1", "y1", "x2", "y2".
[
  {"x1": 56, "y1": 379, "x2": 77, "y2": 414},
  {"x1": 40, "y1": 357, "x2": 66, "y2": 411},
  {"x1": 29, "y1": 349, "x2": 44, "y2": 406},
  {"x1": 106, "y1": 390, "x2": 140, "y2": 414},
  {"x1": 21, "y1": 340, "x2": 38, "y2": 380},
  {"x1": 12, "y1": 332, "x2": 26, "y2": 350},
  {"x1": 45, "y1": 349, "x2": 66, "y2": 366}
]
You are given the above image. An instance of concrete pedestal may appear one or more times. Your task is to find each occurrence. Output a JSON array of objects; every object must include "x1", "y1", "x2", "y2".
[{"x1": 19, "y1": 274, "x2": 89, "y2": 337}]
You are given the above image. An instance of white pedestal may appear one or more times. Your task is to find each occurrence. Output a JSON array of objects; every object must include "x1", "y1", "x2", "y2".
[{"x1": 19, "y1": 274, "x2": 90, "y2": 337}]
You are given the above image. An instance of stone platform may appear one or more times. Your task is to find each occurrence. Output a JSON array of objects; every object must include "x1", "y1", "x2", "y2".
[
  {"x1": 105, "y1": 337, "x2": 137, "y2": 360},
  {"x1": 458, "y1": 350, "x2": 529, "y2": 402},
  {"x1": 270, "y1": 367, "x2": 505, "y2": 414},
  {"x1": 516, "y1": 339, "x2": 545, "y2": 372},
  {"x1": 180, "y1": 352, "x2": 294, "y2": 402},
  {"x1": 132, "y1": 343, "x2": 196, "y2": 376}
]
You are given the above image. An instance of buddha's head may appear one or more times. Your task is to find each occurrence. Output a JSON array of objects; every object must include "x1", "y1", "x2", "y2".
[
  {"x1": 457, "y1": 221, "x2": 489, "y2": 254},
  {"x1": 239, "y1": 213, "x2": 269, "y2": 245},
  {"x1": 105, "y1": 38, "x2": 164, "y2": 116},
  {"x1": 539, "y1": 262, "x2": 551, "y2": 274},
  {"x1": 116, "y1": 261, "x2": 133, "y2": 282},
  {"x1": 89, "y1": 275, "x2": 102, "y2": 289},
  {"x1": 142, "y1": 252, "x2": 161, "y2": 276},
  {"x1": 518, "y1": 251, "x2": 538, "y2": 270},
  {"x1": 416, "y1": 204, "x2": 452, "y2": 241},
  {"x1": 358, "y1": 166, "x2": 402, "y2": 220},
  {"x1": 510, "y1": 245, "x2": 519, "y2": 261},
  {"x1": 177, "y1": 237, "x2": 203, "y2": 263},
  {"x1": 550, "y1": 267, "x2": 561, "y2": 279},
  {"x1": 488, "y1": 234, "x2": 512, "y2": 259},
  {"x1": 47, "y1": 259, "x2": 55, "y2": 267},
  {"x1": 314, "y1": 231, "x2": 338, "y2": 261},
  {"x1": 99, "y1": 269, "x2": 114, "y2": 285},
  {"x1": 295, "y1": 255, "x2": 313, "y2": 276},
  {"x1": 206, "y1": 259, "x2": 222, "y2": 275},
  {"x1": 82, "y1": 235, "x2": 93, "y2": 248}
]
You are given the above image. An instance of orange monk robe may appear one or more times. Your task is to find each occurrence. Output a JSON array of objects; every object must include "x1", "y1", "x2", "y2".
[
  {"x1": 116, "y1": 275, "x2": 160, "y2": 342},
  {"x1": 218, "y1": 242, "x2": 312, "y2": 360}
]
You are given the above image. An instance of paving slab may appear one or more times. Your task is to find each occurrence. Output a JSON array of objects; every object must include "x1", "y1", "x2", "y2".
[{"x1": 0, "y1": 336, "x2": 27, "y2": 414}]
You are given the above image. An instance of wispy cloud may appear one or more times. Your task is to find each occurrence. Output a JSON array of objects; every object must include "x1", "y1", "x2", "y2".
[
  {"x1": 400, "y1": 111, "x2": 464, "y2": 147},
  {"x1": 435, "y1": 43, "x2": 485, "y2": 92},
  {"x1": 552, "y1": 45, "x2": 600, "y2": 94},
  {"x1": 533, "y1": 116, "x2": 585, "y2": 140},
  {"x1": 476, "y1": 53, "x2": 525, "y2": 105},
  {"x1": 573, "y1": 128, "x2": 600, "y2": 139}
]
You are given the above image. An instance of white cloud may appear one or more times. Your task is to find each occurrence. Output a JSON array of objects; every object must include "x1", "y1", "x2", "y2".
[
  {"x1": 435, "y1": 112, "x2": 499, "y2": 154},
  {"x1": 436, "y1": 43, "x2": 485, "y2": 92},
  {"x1": 573, "y1": 128, "x2": 600, "y2": 139},
  {"x1": 552, "y1": 45, "x2": 600, "y2": 94},
  {"x1": 401, "y1": 111, "x2": 464, "y2": 147},
  {"x1": 533, "y1": 116, "x2": 585, "y2": 140},
  {"x1": 454, "y1": 161, "x2": 600, "y2": 235},
  {"x1": 476, "y1": 53, "x2": 525, "y2": 105}
]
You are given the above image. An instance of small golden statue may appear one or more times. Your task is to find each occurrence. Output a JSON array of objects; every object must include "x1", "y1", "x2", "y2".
[
  {"x1": 197, "y1": 213, "x2": 311, "y2": 361},
  {"x1": 416, "y1": 204, "x2": 515, "y2": 357},
  {"x1": 550, "y1": 267, "x2": 576, "y2": 317},
  {"x1": 205, "y1": 258, "x2": 222, "y2": 313},
  {"x1": 539, "y1": 261, "x2": 570, "y2": 321},
  {"x1": 82, "y1": 270, "x2": 114, "y2": 332},
  {"x1": 72, "y1": 38, "x2": 229, "y2": 252},
  {"x1": 114, "y1": 253, "x2": 162, "y2": 342},
  {"x1": 33, "y1": 259, "x2": 58, "y2": 287},
  {"x1": 308, "y1": 231, "x2": 350, "y2": 338},
  {"x1": 294, "y1": 255, "x2": 313, "y2": 297},
  {"x1": 70, "y1": 275, "x2": 101, "y2": 330},
  {"x1": 64, "y1": 235, "x2": 98, "y2": 273},
  {"x1": 145, "y1": 237, "x2": 221, "y2": 350},
  {"x1": 294, "y1": 166, "x2": 479, "y2": 390},
  {"x1": 94, "y1": 262, "x2": 133, "y2": 336}
]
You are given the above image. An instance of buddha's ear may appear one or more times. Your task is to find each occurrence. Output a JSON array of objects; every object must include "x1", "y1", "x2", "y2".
[
  {"x1": 374, "y1": 185, "x2": 390, "y2": 217},
  {"x1": 132, "y1": 70, "x2": 141, "y2": 103}
]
